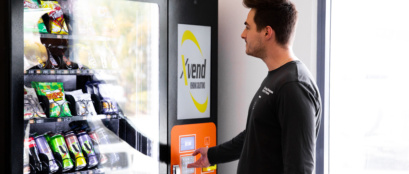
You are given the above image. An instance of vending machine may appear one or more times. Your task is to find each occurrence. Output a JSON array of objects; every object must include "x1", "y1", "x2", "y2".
[
  {"x1": 168, "y1": 0, "x2": 218, "y2": 173},
  {"x1": 0, "y1": 0, "x2": 217, "y2": 173}
]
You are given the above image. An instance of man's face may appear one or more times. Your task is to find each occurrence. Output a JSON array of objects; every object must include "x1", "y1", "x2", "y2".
[{"x1": 241, "y1": 9, "x2": 265, "y2": 58}]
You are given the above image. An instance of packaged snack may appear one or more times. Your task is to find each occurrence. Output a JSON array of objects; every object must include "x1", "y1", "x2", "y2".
[
  {"x1": 24, "y1": 86, "x2": 46, "y2": 119},
  {"x1": 76, "y1": 94, "x2": 97, "y2": 116},
  {"x1": 95, "y1": 83, "x2": 118, "y2": 114},
  {"x1": 37, "y1": 17, "x2": 48, "y2": 34},
  {"x1": 40, "y1": 0, "x2": 68, "y2": 35},
  {"x1": 84, "y1": 81, "x2": 118, "y2": 114},
  {"x1": 24, "y1": 0, "x2": 40, "y2": 9},
  {"x1": 65, "y1": 89, "x2": 84, "y2": 96},
  {"x1": 24, "y1": 40, "x2": 48, "y2": 70},
  {"x1": 66, "y1": 90, "x2": 97, "y2": 116},
  {"x1": 31, "y1": 82, "x2": 72, "y2": 117}
]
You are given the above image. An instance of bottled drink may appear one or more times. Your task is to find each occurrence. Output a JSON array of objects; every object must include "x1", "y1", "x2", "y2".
[
  {"x1": 24, "y1": 137, "x2": 42, "y2": 172},
  {"x1": 34, "y1": 134, "x2": 59, "y2": 173},
  {"x1": 64, "y1": 131, "x2": 87, "y2": 170},
  {"x1": 88, "y1": 131, "x2": 108, "y2": 164},
  {"x1": 77, "y1": 130, "x2": 98, "y2": 168},
  {"x1": 49, "y1": 134, "x2": 74, "y2": 172},
  {"x1": 96, "y1": 128, "x2": 120, "y2": 165}
]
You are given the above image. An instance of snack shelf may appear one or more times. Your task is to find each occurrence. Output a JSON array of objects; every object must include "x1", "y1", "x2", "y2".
[
  {"x1": 39, "y1": 33, "x2": 112, "y2": 41},
  {"x1": 24, "y1": 114, "x2": 121, "y2": 124},
  {"x1": 64, "y1": 168, "x2": 104, "y2": 174},
  {"x1": 24, "y1": 69, "x2": 119, "y2": 76}
]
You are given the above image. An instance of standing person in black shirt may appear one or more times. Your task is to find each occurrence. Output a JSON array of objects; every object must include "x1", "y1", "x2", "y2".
[{"x1": 187, "y1": 0, "x2": 321, "y2": 173}]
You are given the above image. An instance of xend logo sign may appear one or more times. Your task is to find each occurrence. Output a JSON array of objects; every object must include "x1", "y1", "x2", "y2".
[{"x1": 177, "y1": 24, "x2": 211, "y2": 119}]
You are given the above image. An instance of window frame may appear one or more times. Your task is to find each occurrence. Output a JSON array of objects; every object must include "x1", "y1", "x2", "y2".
[{"x1": 316, "y1": 0, "x2": 331, "y2": 174}]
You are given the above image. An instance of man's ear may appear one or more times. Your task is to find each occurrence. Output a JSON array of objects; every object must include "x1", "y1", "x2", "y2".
[{"x1": 265, "y1": 26, "x2": 274, "y2": 39}]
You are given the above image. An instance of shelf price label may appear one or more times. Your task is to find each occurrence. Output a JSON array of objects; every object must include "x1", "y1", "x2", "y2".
[
  {"x1": 63, "y1": 117, "x2": 72, "y2": 122},
  {"x1": 36, "y1": 119, "x2": 44, "y2": 124}
]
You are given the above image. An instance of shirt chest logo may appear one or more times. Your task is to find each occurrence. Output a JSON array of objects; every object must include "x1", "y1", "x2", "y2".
[{"x1": 262, "y1": 87, "x2": 274, "y2": 96}]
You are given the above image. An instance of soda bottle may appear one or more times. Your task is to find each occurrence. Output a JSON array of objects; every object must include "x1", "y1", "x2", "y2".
[
  {"x1": 64, "y1": 131, "x2": 87, "y2": 170},
  {"x1": 49, "y1": 134, "x2": 74, "y2": 172},
  {"x1": 34, "y1": 134, "x2": 59, "y2": 173},
  {"x1": 43, "y1": 131, "x2": 54, "y2": 144},
  {"x1": 77, "y1": 130, "x2": 98, "y2": 168},
  {"x1": 95, "y1": 128, "x2": 120, "y2": 165},
  {"x1": 24, "y1": 137, "x2": 41, "y2": 172},
  {"x1": 88, "y1": 131, "x2": 108, "y2": 164}
]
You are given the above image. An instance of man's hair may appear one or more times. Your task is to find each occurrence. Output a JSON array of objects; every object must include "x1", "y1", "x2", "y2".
[{"x1": 243, "y1": 0, "x2": 298, "y2": 46}]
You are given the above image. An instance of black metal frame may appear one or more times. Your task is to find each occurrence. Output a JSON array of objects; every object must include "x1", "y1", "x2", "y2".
[
  {"x1": 316, "y1": 0, "x2": 331, "y2": 174},
  {"x1": 167, "y1": 0, "x2": 218, "y2": 173},
  {"x1": 0, "y1": 0, "x2": 168, "y2": 173}
]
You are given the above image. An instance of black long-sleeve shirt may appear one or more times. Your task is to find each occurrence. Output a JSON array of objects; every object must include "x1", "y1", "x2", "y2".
[{"x1": 208, "y1": 60, "x2": 321, "y2": 174}]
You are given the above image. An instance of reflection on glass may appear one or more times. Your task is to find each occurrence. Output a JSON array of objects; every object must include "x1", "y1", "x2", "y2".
[{"x1": 330, "y1": 0, "x2": 409, "y2": 174}]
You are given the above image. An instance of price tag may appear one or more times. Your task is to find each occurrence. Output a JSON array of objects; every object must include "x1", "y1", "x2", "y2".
[
  {"x1": 36, "y1": 70, "x2": 41, "y2": 74},
  {"x1": 50, "y1": 70, "x2": 55, "y2": 74},
  {"x1": 107, "y1": 115, "x2": 111, "y2": 119},
  {"x1": 63, "y1": 70, "x2": 69, "y2": 74},
  {"x1": 42, "y1": 70, "x2": 49, "y2": 75},
  {"x1": 70, "y1": 70, "x2": 76, "y2": 74},
  {"x1": 28, "y1": 70, "x2": 35, "y2": 74},
  {"x1": 82, "y1": 116, "x2": 87, "y2": 120},
  {"x1": 63, "y1": 117, "x2": 72, "y2": 122},
  {"x1": 77, "y1": 70, "x2": 81, "y2": 74},
  {"x1": 36, "y1": 119, "x2": 44, "y2": 124},
  {"x1": 29, "y1": 120, "x2": 35, "y2": 124},
  {"x1": 57, "y1": 118, "x2": 62, "y2": 122}
]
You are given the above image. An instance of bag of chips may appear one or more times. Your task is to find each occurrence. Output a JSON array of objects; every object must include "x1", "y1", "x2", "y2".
[
  {"x1": 84, "y1": 81, "x2": 118, "y2": 114},
  {"x1": 40, "y1": 0, "x2": 68, "y2": 35},
  {"x1": 24, "y1": 0, "x2": 40, "y2": 9},
  {"x1": 31, "y1": 82, "x2": 72, "y2": 117},
  {"x1": 95, "y1": 83, "x2": 118, "y2": 114},
  {"x1": 24, "y1": 86, "x2": 47, "y2": 119},
  {"x1": 66, "y1": 90, "x2": 97, "y2": 116}
]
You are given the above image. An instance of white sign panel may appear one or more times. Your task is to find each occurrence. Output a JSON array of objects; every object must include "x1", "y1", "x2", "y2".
[{"x1": 177, "y1": 24, "x2": 211, "y2": 120}]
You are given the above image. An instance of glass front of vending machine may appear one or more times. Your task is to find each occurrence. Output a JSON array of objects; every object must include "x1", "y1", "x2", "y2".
[{"x1": 21, "y1": 0, "x2": 167, "y2": 173}]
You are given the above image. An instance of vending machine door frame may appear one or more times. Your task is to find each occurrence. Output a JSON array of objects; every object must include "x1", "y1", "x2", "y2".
[{"x1": 0, "y1": 0, "x2": 168, "y2": 173}]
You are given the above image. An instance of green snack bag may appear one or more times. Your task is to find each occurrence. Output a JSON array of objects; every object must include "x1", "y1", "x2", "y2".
[{"x1": 31, "y1": 82, "x2": 72, "y2": 117}]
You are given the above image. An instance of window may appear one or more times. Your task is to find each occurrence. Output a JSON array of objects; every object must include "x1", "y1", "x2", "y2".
[{"x1": 329, "y1": 0, "x2": 409, "y2": 173}]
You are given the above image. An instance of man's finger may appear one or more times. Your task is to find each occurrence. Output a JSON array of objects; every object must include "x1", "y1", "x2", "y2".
[
  {"x1": 187, "y1": 162, "x2": 201, "y2": 168},
  {"x1": 191, "y1": 148, "x2": 201, "y2": 156}
]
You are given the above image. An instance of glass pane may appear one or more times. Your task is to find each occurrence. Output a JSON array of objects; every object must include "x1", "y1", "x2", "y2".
[
  {"x1": 23, "y1": 0, "x2": 159, "y2": 173},
  {"x1": 330, "y1": 0, "x2": 409, "y2": 174}
]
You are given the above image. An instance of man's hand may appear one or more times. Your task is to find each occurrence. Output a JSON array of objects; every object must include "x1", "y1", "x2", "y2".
[{"x1": 187, "y1": 147, "x2": 210, "y2": 168}]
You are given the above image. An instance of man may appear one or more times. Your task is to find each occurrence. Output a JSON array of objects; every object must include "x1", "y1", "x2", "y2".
[{"x1": 187, "y1": 0, "x2": 321, "y2": 173}]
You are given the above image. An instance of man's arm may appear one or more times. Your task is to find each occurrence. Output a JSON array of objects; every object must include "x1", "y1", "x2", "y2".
[
  {"x1": 188, "y1": 130, "x2": 246, "y2": 168},
  {"x1": 207, "y1": 130, "x2": 246, "y2": 164},
  {"x1": 277, "y1": 82, "x2": 320, "y2": 173}
]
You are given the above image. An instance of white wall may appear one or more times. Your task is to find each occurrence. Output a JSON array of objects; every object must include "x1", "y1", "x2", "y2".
[{"x1": 217, "y1": 0, "x2": 317, "y2": 173}]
